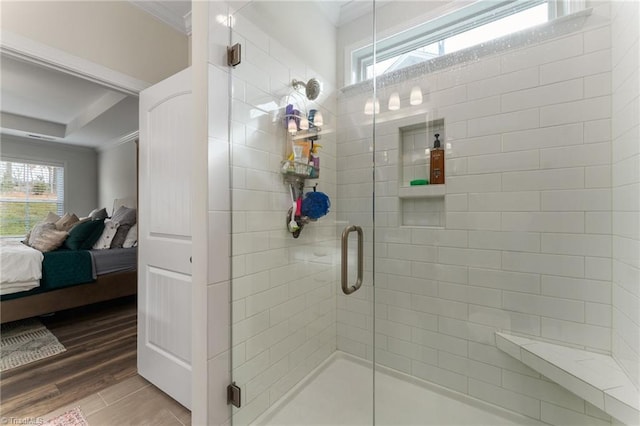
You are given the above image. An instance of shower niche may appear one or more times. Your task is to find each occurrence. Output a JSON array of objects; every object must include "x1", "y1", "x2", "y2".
[{"x1": 398, "y1": 118, "x2": 446, "y2": 228}]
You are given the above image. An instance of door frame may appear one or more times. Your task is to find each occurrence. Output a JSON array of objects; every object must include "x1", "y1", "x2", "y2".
[{"x1": 1, "y1": 30, "x2": 207, "y2": 420}]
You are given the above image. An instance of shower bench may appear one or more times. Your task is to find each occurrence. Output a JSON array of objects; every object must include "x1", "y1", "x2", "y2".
[{"x1": 496, "y1": 332, "x2": 639, "y2": 425}]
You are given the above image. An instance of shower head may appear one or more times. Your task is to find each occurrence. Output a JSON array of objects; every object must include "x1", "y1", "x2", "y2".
[{"x1": 292, "y1": 78, "x2": 321, "y2": 101}]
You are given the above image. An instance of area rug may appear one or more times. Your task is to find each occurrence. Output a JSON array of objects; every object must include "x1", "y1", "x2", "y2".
[
  {"x1": 1, "y1": 318, "x2": 66, "y2": 372},
  {"x1": 42, "y1": 407, "x2": 88, "y2": 426}
]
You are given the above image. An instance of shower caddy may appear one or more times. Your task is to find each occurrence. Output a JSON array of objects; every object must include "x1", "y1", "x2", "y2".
[
  {"x1": 281, "y1": 124, "x2": 321, "y2": 238},
  {"x1": 280, "y1": 78, "x2": 330, "y2": 238}
]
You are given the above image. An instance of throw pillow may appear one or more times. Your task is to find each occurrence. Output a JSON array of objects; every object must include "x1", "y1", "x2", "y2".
[
  {"x1": 92, "y1": 219, "x2": 120, "y2": 250},
  {"x1": 109, "y1": 207, "x2": 136, "y2": 248},
  {"x1": 28, "y1": 222, "x2": 55, "y2": 246},
  {"x1": 111, "y1": 206, "x2": 137, "y2": 226},
  {"x1": 43, "y1": 211, "x2": 61, "y2": 223},
  {"x1": 110, "y1": 224, "x2": 131, "y2": 249},
  {"x1": 29, "y1": 222, "x2": 68, "y2": 252},
  {"x1": 55, "y1": 213, "x2": 79, "y2": 231},
  {"x1": 64, "y1": 219, "x2": 105, "y2": 250},
  {"x1": 122, "y1": 224, "x2": 138, "y2": 248},
  {"x1": 25, "y1": 212, "x2": 62, "y2": 245},
  {"x1": 70, "y1": 216, "x2": 91, "y2": 230},
  {"x1": 88, "y1": 207, "x2": 108, "y2": 221}
]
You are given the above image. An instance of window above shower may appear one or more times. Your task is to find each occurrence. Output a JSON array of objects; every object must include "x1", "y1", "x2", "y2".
[{"x1": 350, "y1": 0, "x2": 587, "y2": 84}]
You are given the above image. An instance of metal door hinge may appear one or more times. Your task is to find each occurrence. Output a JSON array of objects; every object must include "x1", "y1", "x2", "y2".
[
  {"x1": 227, "y1": 382, "x2": 241, "y2": 407},
  {"x1": 228, "y1": 43, "x2": 241, "y2": 68}
]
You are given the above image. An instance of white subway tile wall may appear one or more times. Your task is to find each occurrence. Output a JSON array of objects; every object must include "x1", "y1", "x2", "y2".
[
  {"x1": 611, "y1": 0, "x2": 640, "y2": 391},
  {"x1": 208, "y1": 3, "x2": 339, "y2": 424},
  {"x1": 335, "y1": 4, "x2": 625, "y2": 425}
]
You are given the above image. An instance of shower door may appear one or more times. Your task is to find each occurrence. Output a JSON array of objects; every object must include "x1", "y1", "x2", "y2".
[{"x1": 226, "y1": 1, "x2": 376, "y2": 425}]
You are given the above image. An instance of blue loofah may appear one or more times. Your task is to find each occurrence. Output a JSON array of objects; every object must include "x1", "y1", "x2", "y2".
[{"x1": 301, "y1": 191, "x2": 330, "y2": 220}]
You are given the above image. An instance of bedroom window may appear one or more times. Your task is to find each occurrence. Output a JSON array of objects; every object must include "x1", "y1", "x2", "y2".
[{"x1": 0, "y1": 160, "x2": 64, "y2": 237}]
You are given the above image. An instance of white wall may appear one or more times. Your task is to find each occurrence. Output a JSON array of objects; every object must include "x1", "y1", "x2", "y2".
[
  {"x1": 1, "y1": 135, "x2": 98, "y2": 215},
  {"x1": 337, "y1": 3, "x2": 618, "y2": 425},
  {"x1": 1, "y1": 1, "x2": 188, "y2": 85},
  {"x1": 611, "y1": 0, "x2": 640, "y2": 390},
  {"x1": 97, "y1": 140, "x2": 137, "y2": 213},
  {"x1": 236, "y1": 1, "x2": 337, "y2": 83}
]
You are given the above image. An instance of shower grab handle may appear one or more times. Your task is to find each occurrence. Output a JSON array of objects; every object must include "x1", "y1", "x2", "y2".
[{"x1": 341, "y1": 225, "x2": 363, "y2": 295}]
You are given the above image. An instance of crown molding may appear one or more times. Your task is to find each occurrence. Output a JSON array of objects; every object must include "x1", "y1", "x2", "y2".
[
  {"x1": 130, "y1": 1, "x2": 191, "y2": 35},
  {"x1": 96, "y1": 131, "x2": 139, "y2": 153}
]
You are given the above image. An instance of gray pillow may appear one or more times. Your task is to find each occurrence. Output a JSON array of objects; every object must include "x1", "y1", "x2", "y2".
[
  {"x1": 110, "y1": 224, "x2": 132, "y2": 249},
  {"x1": 89, "y1": 207, "x2": 108, "y2": 221},
  {"x1": 111, "y1": 206, "x2": 136, "y2": 226}
]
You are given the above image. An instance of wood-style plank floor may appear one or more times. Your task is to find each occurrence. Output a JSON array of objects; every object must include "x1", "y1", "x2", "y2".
[
  {"x1": 1, "y1": 296, "x2": 138, "y2": 420},
  {"x1": 42, "y1": 374, "x2": 191, "y2": 425}
]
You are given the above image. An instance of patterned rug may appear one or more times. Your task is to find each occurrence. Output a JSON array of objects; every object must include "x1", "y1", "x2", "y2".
[
  {"x1": 1, "y1": 318, "x2": 66, "y2": 372},
  {"x1": 42, "y1": 408, "x2": 88, "y2": 426}
]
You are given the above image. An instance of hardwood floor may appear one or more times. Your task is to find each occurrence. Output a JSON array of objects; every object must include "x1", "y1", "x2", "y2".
[
  {"x1": 41, "y1": 375, "x2": 191, "y2": 426},
  {"x1": 1, "y1": 296, "x2": 138, "y2": 420}
]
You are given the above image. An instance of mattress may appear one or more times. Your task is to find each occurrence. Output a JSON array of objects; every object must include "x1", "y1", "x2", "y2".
[
  {"x1": 1, "y1": 280, "x2": 41, "y2": 296},
  {"x1": 90, "y1": 247, "x2": 137, "y2": 275},
  {"x1": 0, "y1": 240, "x2": 43, "y2": 295}
]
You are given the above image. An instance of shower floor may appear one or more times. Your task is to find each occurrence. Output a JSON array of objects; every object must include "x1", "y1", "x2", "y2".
[{"x1": 254, "y1": 352, "x2": 545, "y2": 426}]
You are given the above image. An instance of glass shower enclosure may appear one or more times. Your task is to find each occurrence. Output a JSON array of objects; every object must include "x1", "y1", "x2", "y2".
[
  {"x1": 226, "y1": 1, "x2": 375, "y2": 423},
  {"x1": 223, "y1": 1, "x2": 638, "y2": 425}
]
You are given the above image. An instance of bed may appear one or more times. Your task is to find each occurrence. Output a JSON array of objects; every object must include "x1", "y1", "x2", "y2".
[{"x1": 0, "y1": 197, "x2": 138, "y2": 324}]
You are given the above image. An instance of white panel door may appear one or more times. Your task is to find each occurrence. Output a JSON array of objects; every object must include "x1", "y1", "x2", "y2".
[{"x1": 138, "y1": 68, "x2": 192, "y2": 409}]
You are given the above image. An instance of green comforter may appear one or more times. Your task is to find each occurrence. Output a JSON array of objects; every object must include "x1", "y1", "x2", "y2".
[
  {"x1": 40, "y1": 249, "x2": 95, "y2": 289},
  {"x1": 1, "y1": 248, "x2": 94, "y2": 301}
]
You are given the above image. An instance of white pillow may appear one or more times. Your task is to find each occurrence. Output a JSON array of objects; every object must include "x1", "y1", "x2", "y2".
[
  {"x1": 122, "y1": 224, "x2": 138, "y2": 248},
  {"x1": 92, "y1": 219, "x2": 120, "y2": 250}
]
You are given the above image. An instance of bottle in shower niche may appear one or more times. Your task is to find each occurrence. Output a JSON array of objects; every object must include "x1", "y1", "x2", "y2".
[{"x1": 429, "y1": 133, "x2": 445, "y2": 184}]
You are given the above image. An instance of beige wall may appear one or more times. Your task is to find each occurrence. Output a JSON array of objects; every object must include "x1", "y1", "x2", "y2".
[{"x1": 1, "y1": 1, "x2": 188, "y2": 84}]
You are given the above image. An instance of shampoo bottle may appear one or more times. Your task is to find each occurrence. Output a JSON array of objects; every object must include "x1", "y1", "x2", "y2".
[{"x1": 429, "y1": 133, "x2": 445, "y2": 184}]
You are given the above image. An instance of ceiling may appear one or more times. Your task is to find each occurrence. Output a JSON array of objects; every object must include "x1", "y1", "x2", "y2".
[
  {"x1": 0, "y1": 1, "x2": 380, "y2": 150},
  {"x1": 0, "y1": 0, "x2": 186, "y2": 150},
  {"x1": 130, "y1": 0, "x2": 386, "y2": 33},
  {"x1": 0, "y1": 55, "x2": 138, "y2": 149}
]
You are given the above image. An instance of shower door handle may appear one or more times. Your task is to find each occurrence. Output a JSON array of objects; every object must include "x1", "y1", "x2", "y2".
[{"x1": 341, "y1": 225, "x2": 363, "y2": 295}]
